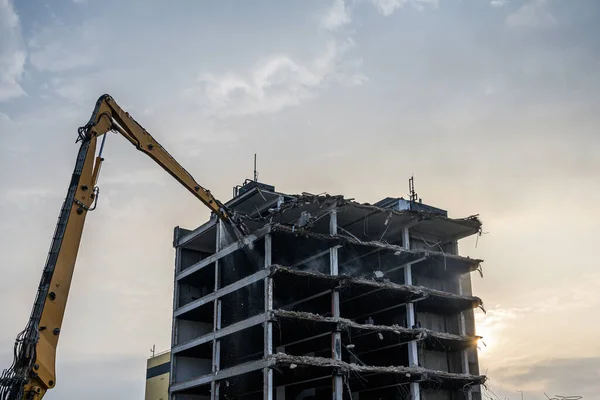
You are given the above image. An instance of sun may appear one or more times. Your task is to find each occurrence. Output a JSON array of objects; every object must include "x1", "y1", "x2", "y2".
[
  {"x1": 475, "y1": 322, "x2": 494, "y2": 353},
  {"x1": 474, "y1": 309, "x2": 507, "y2": 354}
]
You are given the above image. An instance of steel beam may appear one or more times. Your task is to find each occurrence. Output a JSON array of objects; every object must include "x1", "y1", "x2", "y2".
[
  {"x1": 291, "y1": 246, "x2": 341, "y2": 269},
  {"x1": 280, "y1": 289, "x2": 333, "y2": 311},
  {"x1": 176, "y1": 219, "x2": 218, "y2": 248},
  {"x1": 173, "y1": 313, "x2": 268, "y2": 355},
  {"x1": 282, "y1": 331, "x2": 331, "y2": 349},
  {"x1": 175, "y1": 268, "x2": 270, "y2": 318},
  {"x1": 177, "y1": 224, "x2": 271, "y2": 281},
  {"x1": 171, "y1": 359, "x2": 272, "y2": 393}
]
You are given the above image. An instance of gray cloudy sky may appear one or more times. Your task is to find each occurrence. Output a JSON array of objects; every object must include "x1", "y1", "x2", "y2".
[{"x1": 1, "y1": 0, "x2": 599, "y2": 398}]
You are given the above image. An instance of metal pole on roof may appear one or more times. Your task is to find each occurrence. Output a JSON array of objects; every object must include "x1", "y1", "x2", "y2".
[{"x1": 254, "y1": 153, "x2": 258, "y2": 182}]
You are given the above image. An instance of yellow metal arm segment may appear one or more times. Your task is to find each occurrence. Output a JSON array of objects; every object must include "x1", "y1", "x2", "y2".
[{"x1": 88, "y1": 94, "x2": 231, "y2": 221}]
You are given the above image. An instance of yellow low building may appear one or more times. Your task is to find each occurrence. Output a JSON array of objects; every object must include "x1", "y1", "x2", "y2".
[{"x1": 145, "y1": 351, "x2": 170, "y2": 400}]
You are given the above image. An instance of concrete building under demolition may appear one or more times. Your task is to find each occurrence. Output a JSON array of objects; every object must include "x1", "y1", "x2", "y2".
[{"x1": 168, "y1": 180, "x2": 486, "y2": 400}]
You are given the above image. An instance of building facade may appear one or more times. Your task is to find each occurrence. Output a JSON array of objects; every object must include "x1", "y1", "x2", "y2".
[
  {"x1": 145, "y1": 351, "x2": 171, "y2": 400},
  {"x1": 168, "y1": 181, "x2": 485, "y2": 399}
]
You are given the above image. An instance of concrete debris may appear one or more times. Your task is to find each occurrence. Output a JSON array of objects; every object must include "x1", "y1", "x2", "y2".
[
  {"x1": 271, "y1": 309, "x2": 480, "y2": 347},
  {"x1": 270, "y1": 265, "x2": 484, "y2": 311},
  {"x1": 270, "y1": 223, "x2": 483, "y2": 272},
  {"x1": 259, "y1": 193, "x2": 482, "y2": 232},
  {"x1": 270, "y1": 353, "x2": 487, "y2": 385}
]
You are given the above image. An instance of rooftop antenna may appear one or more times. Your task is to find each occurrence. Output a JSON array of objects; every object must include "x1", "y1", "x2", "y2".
[
  {"x1": 253, "y1": 153, "x2": 258, "y2": 182},
  {"x1": 150, "y1": 344, "x2": 155, "y2": 358},
  {"x1": 409, "y1": 175, "x2": 418, "y2": 203}
]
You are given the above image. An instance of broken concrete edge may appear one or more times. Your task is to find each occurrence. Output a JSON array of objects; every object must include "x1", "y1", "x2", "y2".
[
  {"x1": 269, "y1": 353, "x2": 487, "y2": 385},
  {"x1": 269, "y1": 223, "x2": 483, "y2": 267},
  {"x1": 175, "y1": 221, "x2": 482, "y2": 283},
  {"x1": 269, "y1": 265, "x2": 485, "y2": 312},
  {"x1": 345, "y1": 198, "x2": 480, "y2": 227},
  {"x1": 176, "y1": 191, "x2": 483, "y2": 249},
  {"x1": 173, "y1": 306, "x2": 479, "y2": 356},
  {"x1": 170, "y1": 352, "x2": 485, "y2": 394},
  {"x1": 251, "y1": 192, "x2": 482, "y2": 231},
  {"x1": 272, "y1": 309, "x2": 481, "y2": 346},
  {"x1": 174, "y1": 262, "x2": 484, "y2": 328}
]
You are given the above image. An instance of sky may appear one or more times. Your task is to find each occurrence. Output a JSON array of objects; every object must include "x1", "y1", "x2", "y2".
[{"x1": 0, "y1": 0, "x2": 599, "y2": 398}]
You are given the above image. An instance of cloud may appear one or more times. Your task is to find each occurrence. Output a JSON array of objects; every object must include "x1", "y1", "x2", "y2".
[
  {"x1": 193, "y1": 39, "x2": 365, "y2": 117},
  {"x1": 0, "y1": 0, "x2": 26, "y2": 101},
  {"x1": 2, "y1": 187, "x2": 59, "y2": 206},
  {"x1": 507, "y1": 0, "x2": 557, "y2": 28},
  {"x1": 0, "y1": 112, "x2": 30, "y2": 155},
  {"x1": 490, "y1": 357, "x2": 600, "y2": 398},
  {"x1": 370, "y1": 0, "x2": 438, "y2": 16},
  {"x1": 475, "y1": 307, "x2": 526, "y2": 353},
  {"x1": 0, "y1": 110, "x2": 14, "y2": 131},
  {"x1": 194, "y1": 0, "x2": 453, "y2": 118},
  {"x1": 476, "y1": 272, "x2": 600, "y2": 359},
  {"x1": 101, "y1": 168, "x2": 169, "y2": 187},
  {"x1": 50, "y1": 74, "x2": 102, "y2": 105},
  {"x1": 193, "y1": 0, "x2": 461, "y2": 118},
  {"x1": 490, "y1": 0, "x2": 509, "y2": 6},
  {"x1": 322, "y1": 0, "x2": 352, "y2": 31},
  {"x1": 28, "y1": 19, "x2": 100, "y2": 72}
]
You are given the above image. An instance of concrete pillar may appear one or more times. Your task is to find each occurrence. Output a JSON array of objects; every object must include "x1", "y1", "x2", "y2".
[
  {"x1": 170, "y1": 244, "x2": 182, "y2": 400},
  {"x1": 456, "y1": 248, "x2": 472, "y2": 400},
  {"x1": 211, "y1": 221, "x2": 225, "y2": 400},
  {"x1": 264, "y1": 234, "x2": 274, "y2": 400},
  {"x1": 403, "y1": 227, "x2": 421, "y2": 400},
  {"x1": 330, "y1": 210, "x2": 343, "y2": 400}
]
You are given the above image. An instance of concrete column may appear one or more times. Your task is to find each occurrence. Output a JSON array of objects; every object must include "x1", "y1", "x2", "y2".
[
  {"x1": 170, "y1": 245, "x2": 182, "y2": 400},
  {"x1": 330, "y1": 210, "x2": 343, "y2": 400},
  {"x1": 211, "y1": 221, "x2": 225, "y2": 400},
  {"x1": 264, "y1": 234, "x2": 274, "y2": 400},
  {"x1": 456, "y1": 248, "x2": 472, "y2": 400},
  {"x1": 403, "y1": 227, "x2": 421, "y2": 400}
]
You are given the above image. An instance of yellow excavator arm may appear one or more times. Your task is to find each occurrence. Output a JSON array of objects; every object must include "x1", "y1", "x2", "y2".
[
  {"x1": 0, "y1": 94, "x2": 243, "y2": 400},
  {"x1": 92, "y1": 94, "x2": 232, "y2": 219}
]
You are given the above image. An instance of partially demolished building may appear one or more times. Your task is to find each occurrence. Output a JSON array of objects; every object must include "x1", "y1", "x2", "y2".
[{"x1": 169, "y1": 181, "x2": 485, "y2": 400}]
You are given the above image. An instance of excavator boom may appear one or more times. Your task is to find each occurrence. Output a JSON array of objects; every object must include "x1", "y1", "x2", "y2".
[{"x1": 0, "y1": 95, "x2": 242, "y2": 400}]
